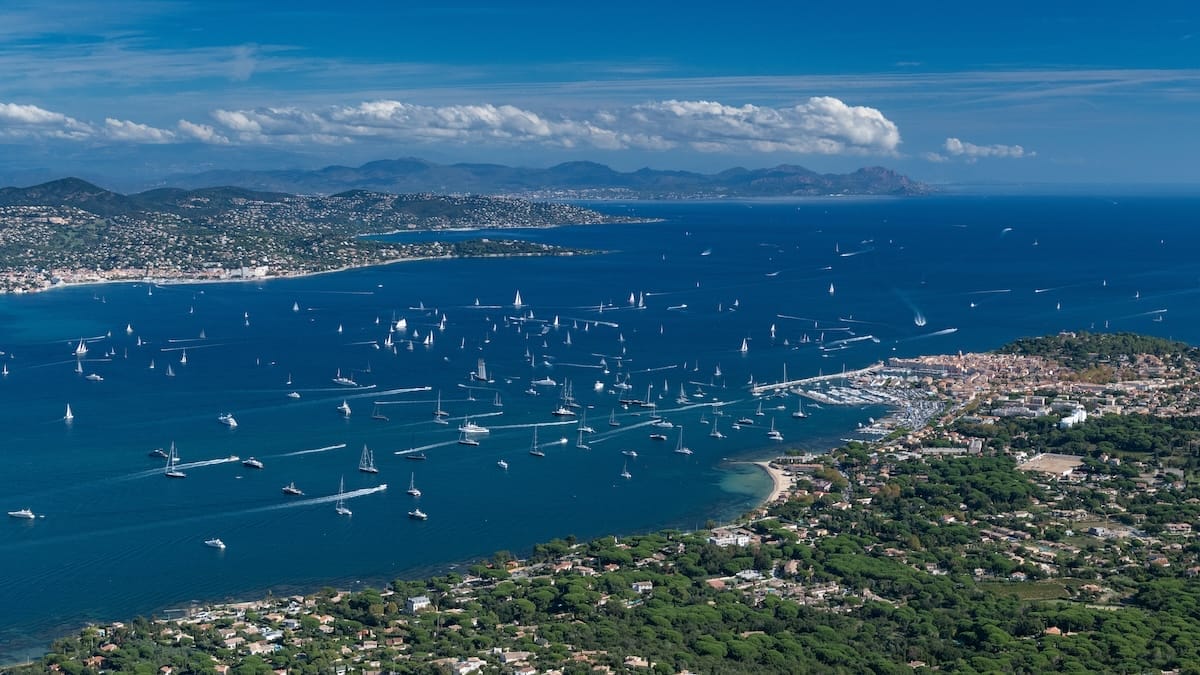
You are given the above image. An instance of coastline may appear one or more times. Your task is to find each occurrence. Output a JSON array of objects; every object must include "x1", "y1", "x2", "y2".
[{"x1": 750, "y1": 460, "x2": 793, "y2": 507}]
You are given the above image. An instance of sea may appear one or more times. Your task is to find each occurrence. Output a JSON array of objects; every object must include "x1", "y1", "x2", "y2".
[{"x1": 1, "y1": 193, "x2": 1198, "y2": 660}]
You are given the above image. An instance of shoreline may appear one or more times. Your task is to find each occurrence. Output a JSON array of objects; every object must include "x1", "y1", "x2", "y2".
[{"x1": 749, "y1": 460, "x2": 793, "y2": 507}]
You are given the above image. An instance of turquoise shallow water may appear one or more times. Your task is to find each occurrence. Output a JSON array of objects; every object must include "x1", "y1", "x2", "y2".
[{"x1": 1, "y1": 194, "x2": 1198, "y2": 659}]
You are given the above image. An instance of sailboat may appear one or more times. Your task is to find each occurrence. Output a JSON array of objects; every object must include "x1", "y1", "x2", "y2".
[
  {"x1": 332, "y1": 368, "x2": 358, "y2": 387},
  {"x1": 755, "y1": 401, "x2": 765, "y2": 416},
  {"x1": 791, "y1": 397, "x2": 808, "y2": 419},
  {"x1": 513, "y1": 290, "x2": 523, "y2": 308},
  {"x1": 739, "y1": 338, "x2": 749, "y2": 353},
  {"x1": 335, "y1": 476, "x2": 352, "y2": 516},
  {"x1": 1, "y1": 362, "x2": 6, "y2": 376},
  {"x1": 608, "y1": 409, "x2": 620, "y2": 427},
  {"x1": 337, "y1": 400, "x2": 351, "y2": 416},
  {"x1": 674, "y1": 427, "x2": 693, "y2": 455},
  {"x1": 179, "y1": 350, "x2": 187, "y2": 365},
  {"x1": 64, "y1": 403, "x2": 74, "y2": 422},
  {"x1": 457, "y1": 430, "x2": 480, "y2": 446},
  {"x1": 164, "y1": 442, "x2": 186, "y2": 478},
  {"x1": 767, "y1": 417, "x2": 783, "y2": 441},
  {"x1": 165, "y1": 363, "x2": 175, "y2": 377},
  {"x1": 407, "y1": 472, "x2": 421, "y2": 497},
  {"x1": 293, "y1": 301, "x2": 300, "y2": 312},
  {"x1": 709, "y1": 417, "x2": 725, "y2": 439},
  {"x1": 529, "y1": 425, "x2": 545, "y2": 457},
  {"x1": 621, "y1": 461, "x2": 632, "y2": 479},
  {"x1": 576, "y1": 428, "x2": 591, "y2": 450},
  {"x1": 74, "y1": 338, "x2": 88, "y2": 356},
  {"x1": 358, "y1": 444, "x2": 379, "y2": 473},
  {"x1": 74, "y1": 360, "x2": 83, "y2": 374}
]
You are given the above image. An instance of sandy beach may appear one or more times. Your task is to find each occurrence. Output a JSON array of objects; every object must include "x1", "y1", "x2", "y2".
[{"x1": 751, "y1": 461, "x2": 793, "y2": 505}]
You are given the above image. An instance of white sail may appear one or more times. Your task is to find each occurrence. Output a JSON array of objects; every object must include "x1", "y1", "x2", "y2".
[
  {"x1": 513, "y1": 290, "x2": 523, "y2": 308},
  {"x1": 64, "y1": 403, "x2": 74, "y2": 421}
]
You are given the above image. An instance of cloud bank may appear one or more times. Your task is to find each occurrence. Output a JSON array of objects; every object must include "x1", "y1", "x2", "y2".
[
  {"x1": 0, "y1": 97, "x2": 902, "y2": 156},
  {"x1": 943, "y1": 137, "x2": 1032, "y2": 159}
]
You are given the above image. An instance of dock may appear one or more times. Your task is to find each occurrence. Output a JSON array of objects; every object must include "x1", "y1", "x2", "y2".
[{"x1": 750, "y1": 362, "x2": 884, "y2": 396}]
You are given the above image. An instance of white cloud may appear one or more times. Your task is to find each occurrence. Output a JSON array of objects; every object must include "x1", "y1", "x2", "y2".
[
  {"x1": 103, "y1": 118, "x2": 175, "y2": 143},
  {"x1": 0, "y1": 101, "x2": 92, "y2": 139},
  {"x1": 944, "y1": 137, "x2": 1032, "y2": 159},
  {"x1": 204, "y1": 96, "x2": 901, "y2": 155},
  {"x1": 177, "y1": 119, "x2": 229, "y2": 144}
]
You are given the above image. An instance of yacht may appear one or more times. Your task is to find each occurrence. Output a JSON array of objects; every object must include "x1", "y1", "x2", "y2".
[
  {"x1": 736, "y1": 416, "x2": 754, "y2": 426},
  {"x1": 332, "y1": 369, "x2": 358, "y2": 387},
  {"x1": 148, "y1": 447, "x2": 169, "y2": 459},
  {"x1": 407, "y1": 473, "x2": 422, "y2": 497},
  {"x1": 621, "y1": 449, "x2": 638, "y2": 458},
  {"x1": 282, "y1": 481, "x2": 303, "y2": 495},
  {"x1": 204, "y1": 538, "x2": 226, "y2": 549},
  {"x1": 458, "y1": 419, "x2": 489, "y2": 434},
  {"x1": 649, "y1": 432, "x2": 668, "y2": 441},
  {"x1": 7, "y1": 508, "x2": 35, "y2": 519},
  {"x1": 551, "y1": 405, "x2": 576, "y2": 417},
  {"x1": 337, "y1": 400, "x2": 352, "y2": 416},
  {"x1": 408, "y1": 508, "x2": 428, "y2": 520},
  {"x1": 497, "y1": 459, "x2": 509, "y2": 470},
  {"x1": 242, "y1": 457, "x2": 264, "y2": 469},
  {"x1": 164, "y1": 443, "x2": 186, "y2": 478},
  {"x1": 333, "y1": 473, "x2": 350, "y2": 514},
  {"x1": 85, "y1": 373, "x2": 104, "y2": 382},
  {"x1": 532, "y1": 376, "x2": 557, "y2": 387},
  {"x1": 358, "y1": 445, "x2": 379, "y2": 473},
  {"x1": 217, "y1": 412, "x2": 238, "y2": 428},
  {"x1": 652, "y1": 419, "x2": 674, "y2": 429},
  {"x1": 287, "y1": 391, "x2": 301, "y2": 399}
]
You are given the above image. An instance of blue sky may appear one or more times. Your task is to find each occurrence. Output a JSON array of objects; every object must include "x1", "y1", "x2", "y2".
[{"x1": 0, "y1": 0, "x2": 1197, "y2": 187}]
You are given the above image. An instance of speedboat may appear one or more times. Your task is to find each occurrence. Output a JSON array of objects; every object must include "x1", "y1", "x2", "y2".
[
  {"x1": 8, "y1": 508, "x2": 35, "y2": 519},
  {"x1": 242, "y1": 457, "x2": 264, "y2": 469},
  {"x1": 408, "y1": 508, "x2": 428, "y2": 520},
  {"x1": 282, "y1": 482, "x2": 303, "y2": 496},
  {"x1": 204, "y1": 538, "x2": 226, "y2": 549}
]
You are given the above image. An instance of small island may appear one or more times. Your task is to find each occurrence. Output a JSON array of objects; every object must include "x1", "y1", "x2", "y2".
[{"x1": 0, "y1": 179, "x2": 623, "y2": 293}]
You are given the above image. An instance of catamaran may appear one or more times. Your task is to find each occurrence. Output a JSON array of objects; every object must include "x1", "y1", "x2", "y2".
[
  {"x1": 791, "y1": 397, "x2": 808, "y2": 419},
  {"x1": 335, "y1": 476, "x2": 352, "y2": 516},
  {"x1": 407, "y1": 472, "x2": 421, "y2": 497},
  {"x1": 767, "y1": 417, "x2": 783, "y2": 441},
  {"x1": 358, "y1": 444, "x2": 379, "y2": 473}
]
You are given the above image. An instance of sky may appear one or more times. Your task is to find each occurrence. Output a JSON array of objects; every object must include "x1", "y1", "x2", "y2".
[{"x1": 0, "y1": 0, "x2": 1197, "y2": 188}]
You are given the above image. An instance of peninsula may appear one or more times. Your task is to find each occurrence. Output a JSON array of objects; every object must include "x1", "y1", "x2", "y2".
[{"x1": 0, "y1": 179, "x2": 621, "y2": 293}]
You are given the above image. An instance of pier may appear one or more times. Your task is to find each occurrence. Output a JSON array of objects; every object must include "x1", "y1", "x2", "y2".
[{"x1": 750, "y1": 362, "x2": 884, "y2": 396}]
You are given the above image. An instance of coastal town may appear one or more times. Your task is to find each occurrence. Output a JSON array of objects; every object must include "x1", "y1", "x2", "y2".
[
  {"x1": 25, "y1": 332, "x2": 1200, "y2": 673},
  {"x1": 0, "y1": 182, "x2": 622, "y2": 294}
]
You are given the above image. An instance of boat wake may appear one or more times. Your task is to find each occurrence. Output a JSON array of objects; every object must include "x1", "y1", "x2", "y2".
[{"x1": 275, "y1": 443, "x2": 348, "y2": 458}]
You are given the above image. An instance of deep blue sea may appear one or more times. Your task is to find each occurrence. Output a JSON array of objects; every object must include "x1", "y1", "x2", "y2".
[{"x1": 2, "y1": 194, "x2": 1198, "y2": 659}]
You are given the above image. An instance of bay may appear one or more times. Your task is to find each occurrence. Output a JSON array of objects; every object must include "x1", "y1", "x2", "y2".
[{"x1": 1, "y1": 194, "x2": 1197, "y2": 660}]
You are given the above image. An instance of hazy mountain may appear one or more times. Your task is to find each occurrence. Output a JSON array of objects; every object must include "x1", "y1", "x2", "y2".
[{"x1": 164, "y1": 158, "x2": 930, "y2": 197}]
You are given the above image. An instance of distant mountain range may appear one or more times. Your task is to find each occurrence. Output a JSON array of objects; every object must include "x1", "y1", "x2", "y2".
[{"x1": 165, "y1": 158, "x2": 930, "y2": 198}]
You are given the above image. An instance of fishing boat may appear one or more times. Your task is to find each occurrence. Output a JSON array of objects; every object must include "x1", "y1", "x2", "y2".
[
  {"x1": 359, "y1": 445, "x2": 379, "y2": 473},
  {"x1": 335, "y1": 476, "x2": 352, "y2": 516},
  {"x1": 674, "y1": 427, "x2": 693, "y2": 455},
  {"x1": 7, "y1": 508, "x2": 35, "y2": 519},
  {"x1": 332, "y1": 369, "x2": 358, "y2": 387},
  {"x1": 621, "y1": 462, "x2": 632, "y2": 479},
  {"x1": 408, "y1": 508, "x2": 428, "y2": 520},
  {"x1": 217, "y1": 412, "x2": 238, "y2": 428},
  {"x1": 282, "y1": 481, "x2": 303, "y2": 495},
  {"x1": 242, "y1": 457, "x2": 264, "y2": 469},
  {"x1": 164, "y1": 443, "x2": 186, "y2": 478},
  {"x1": 64, "y1": 403, "x2": 74, "y2": 422},
  {"x1": 529, "y1": 425, "x2": 545, "y2": 457},
  {"x1": 337, "y1": 400, "x2": 351, "y2": 416},
  {"x1": 407, "y1": 472, "x2": 421, "y2": 497}
]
